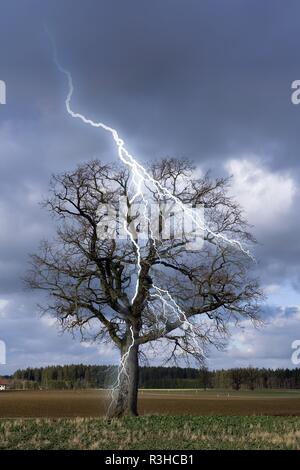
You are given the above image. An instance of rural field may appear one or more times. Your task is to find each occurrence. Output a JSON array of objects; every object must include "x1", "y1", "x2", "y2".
[
  {"x1": 1, "y1": 389, "x2": 300, "y2": 449},
  {"x1": 1, "y1": 389, "x2": 300, "y2": 418}
]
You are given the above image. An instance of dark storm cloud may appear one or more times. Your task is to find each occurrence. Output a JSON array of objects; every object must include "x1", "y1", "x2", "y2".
[
  {"x1": 1, "y1": 0, "x2": 300, "y2": 371},
  {"x1": 0, "y1": 293, "x2": 118, "y2": 375}
]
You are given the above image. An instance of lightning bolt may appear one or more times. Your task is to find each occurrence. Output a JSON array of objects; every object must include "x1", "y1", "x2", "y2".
[
  {"x1": 106, "y1": 325, "x2": 135, "y2": 417},
  {"x1": 151, "y1": 284, "x2": 204, "y2": 356},
  {"x1": 49, "y1": 37, "x2": 254, "y2": 262},
  {"x1": 48, "y1": 34, "x2": 254, "y2": 412}
]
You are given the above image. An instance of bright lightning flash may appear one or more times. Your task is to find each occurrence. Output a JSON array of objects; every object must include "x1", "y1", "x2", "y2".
[{"x1": 49, "y1": 38, "x2": 254, "y2": 412}]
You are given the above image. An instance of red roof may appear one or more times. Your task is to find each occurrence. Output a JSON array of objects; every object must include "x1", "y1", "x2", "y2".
[{"x1": 0, "y1": 378, "x2": 9, "y2": 385}]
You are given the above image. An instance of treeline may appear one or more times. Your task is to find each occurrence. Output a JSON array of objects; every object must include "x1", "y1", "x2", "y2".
[
  {"x1": 11, "y1": 365, "x2": 300, "y2": 390},
  {"x1": 12, "y1": 365, "x2": 200, "y2": 390}
]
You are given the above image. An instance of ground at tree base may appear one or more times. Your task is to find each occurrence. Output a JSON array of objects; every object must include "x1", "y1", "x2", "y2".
[{"x1": 0, "y1": 416, "x2": 300, "y2": 450}]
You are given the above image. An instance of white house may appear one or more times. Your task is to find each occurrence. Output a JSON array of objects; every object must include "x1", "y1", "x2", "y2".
[{"x1": 0, "y1": 379, "x2": 9, "y2": 391}]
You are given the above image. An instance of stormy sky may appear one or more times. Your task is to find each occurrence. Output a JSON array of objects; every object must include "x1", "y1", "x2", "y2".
[{"x1": 1, "y1": 0, "x2": 300, "y2": 373}]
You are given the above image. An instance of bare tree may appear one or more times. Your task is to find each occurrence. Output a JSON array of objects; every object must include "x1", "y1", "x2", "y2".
[{"x1": 25, "y1": 158, "x2": 261, "y2": 417}]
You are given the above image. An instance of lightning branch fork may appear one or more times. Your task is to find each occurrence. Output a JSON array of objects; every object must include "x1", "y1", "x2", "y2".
[{"x1": 47, "y1": 35, "x2": 257, "y2": 417}]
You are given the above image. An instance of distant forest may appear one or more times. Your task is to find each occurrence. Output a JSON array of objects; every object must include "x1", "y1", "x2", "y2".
[{"x1": 7, "y1": 365, "x2": 300, "y2": 390}]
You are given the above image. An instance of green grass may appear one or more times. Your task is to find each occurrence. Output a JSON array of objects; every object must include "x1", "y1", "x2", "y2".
[{"x1": 0, "y1": 416, "x2": 300, "y2": 450}]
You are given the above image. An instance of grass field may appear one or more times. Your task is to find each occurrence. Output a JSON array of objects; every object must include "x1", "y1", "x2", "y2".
[
  {"x1": 0, "y1": 416, "x2": 300, "y2": 449},
  {"x1": 1, "y1": 389, "x2": 300, "y2": 449},
  {"x1": 0, "y1": 389, "x2": 300, "y2": 417}
]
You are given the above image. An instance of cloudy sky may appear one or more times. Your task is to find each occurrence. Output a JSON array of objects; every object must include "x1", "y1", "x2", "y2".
[{"x1": 1, "y1": 0, "x2": 300, "y2": 373}]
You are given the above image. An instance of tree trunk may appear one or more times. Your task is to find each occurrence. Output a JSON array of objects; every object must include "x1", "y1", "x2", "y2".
[{"x1": 108, "y1": 328, "x2": 139, "y2": 418}]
